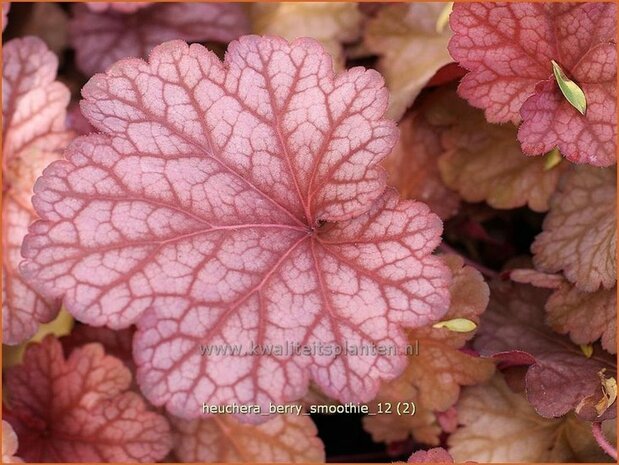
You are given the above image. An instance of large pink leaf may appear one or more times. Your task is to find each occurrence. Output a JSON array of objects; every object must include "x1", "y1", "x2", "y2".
[
  {"x1": 449, "y1": 3, "x2": 617, "y2": 166},
  {"x1": 22, "y1": 38, "x2": 450, "y2": 420},
  {"x1": 69, "y1": 3, "x2": 249, "y2": 76},
  {"x1": 4, "y1": 336, "x2": 172, "y2": 462},
  {"x1": 2, "y1": 37, "x2": 72, "y2": 344}
]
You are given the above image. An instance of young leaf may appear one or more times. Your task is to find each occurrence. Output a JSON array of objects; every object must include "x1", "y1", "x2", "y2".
[
  {"x1": 69, "y1": 3, "x2": 249, "y2": 75},
  {"x1": 408, "y1": 447, "x2": 454, "y2": 463},
  {"x1": 449, "y1": 3, "x2": 617, "y2": 166},
  {"x1": 3, "y1": 336, "x2": 172, "y2": 462},
  {"x1": 551, "y1": 60, "x2": 586, "y2": 115},
  {"x1": 435, "y1": 91, "x2": 567, "y2": 212},
  {"x1": 251, "y1": 3, "x2": 361, "y2": 70},
  {"x1": 365, "y1": 3, "x2": 453, "y2": 119},
  {"x1": 476, "y1": 280, "x2": 617, "y2": 421},
  {"x1": 364, "y1": 255, "x2": 494, "y2": 444},
  {"x1": 449, "y1": 374, "x2": 616, "y2": 462},
  {"x1": 432, "y1": 318, "x2": 476, "y2": 332},
  {"x1": 2, "y1": 421, "x2": 23, "y2": 464},
  {"x1": 172, "y1": 415, "x2": 324, "y2": 462},
  {"x1": 22, "y1": 38, "x2": 450, "y2": 420},
  {"x1": 532, "y1": 166, "x2": 616, "y2": 292},
  {"x1": 511, "y1": 268, "x2": 616, "y2": 355},
  {"x1": 2, "y1": 37, "x2": 72, "y2": 345},
  {"x1": 382, "y1": 108, "x2": 460, "y2": 220}
]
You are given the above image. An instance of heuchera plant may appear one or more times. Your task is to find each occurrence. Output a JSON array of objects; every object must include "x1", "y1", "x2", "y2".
[
  {"x1": 21, "y1": 36, "x2": 450, "y2": 420},
  {"x1": 449, "y1": 2, "x2": 617, "y2": 166},
  {"x1": 2, "y1": 37, "x2": 71, "y2": 344},
  {"x1": 2, "y1": 3, "x2": 617, "y2": 463},
  {"x1": 4, "y1": 335, "x2": 172, "y2": 462}
]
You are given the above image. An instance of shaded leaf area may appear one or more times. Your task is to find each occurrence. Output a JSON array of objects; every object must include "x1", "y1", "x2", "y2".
[
  {"x1": 476, "y1": 280, "x2": 616, "y2": 421},
  {"x1": 449, "y1": 374, "x2": 615, "y2": 462}
]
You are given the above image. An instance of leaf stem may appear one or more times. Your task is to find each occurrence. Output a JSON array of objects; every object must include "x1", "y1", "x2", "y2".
[
  {"x1": 438, "y1": 243, "x2": 498, "y2": 279},
  {"x1": 592, "y1": 421, "x2": 617, "y2": 460}
]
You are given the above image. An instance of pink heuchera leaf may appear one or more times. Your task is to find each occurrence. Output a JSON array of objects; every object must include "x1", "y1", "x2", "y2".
[
  {"x1": 69, "y1": 2, "x2": 250, "y2": 76},
  {"x1": 2, "y1": 37, "x2": 72, "y2": 345},
  {"x1": 2, "y1": 421, "x2": 23, "y2": 463},
  {"x1": 22, "y1": 38, "x2": 450, "y2": 420},
  {"x1": 408, "y1": 447, "x2": 454, "y2": 463},
  {"x1": 449, "y1": 3, "x2": 617, "y2": 166},
  {"x1": 3, "y1": 335, "x2": 172, "y2": 462}
]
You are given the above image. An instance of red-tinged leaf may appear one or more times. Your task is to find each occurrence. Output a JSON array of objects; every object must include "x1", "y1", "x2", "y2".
[
  {"x1": 2, "y1": 37, "x2": 72, "y2": 345},
  {"x1": 382, "y1": 108, "x2": 460, "y2": 220},
  {"x1": 2, "y1": 2, "x2": 9, "y2": 32},
  {"x1": 62, "y1": 324, "x2": 136, "y2": 372},
  {"x1": 532, "y1": 166, "x2": 616, "y2": 292},
  {"x1": 476, "y1": 280, "x2": 617, "y2": 421},
  {"x1": 2, "y1": 421, "x2": 23, "y2": 464},
  {"x1": 449, "y1": 3, "x2": 617, "y2": 166},
  {"x1": 69, "y1": 3, "x2": 249, "y2": 76},
  {"x1": 172, "y1": 415, "x2": 325, "y2": 462},
  {"x1": 87, "y1": 2, "x2": 151, "y2": 14},
  {"x1": 511, "y1": 268, "x2": 616, "y2": 355},
  {"x1": 519, "y1": 44, "x2": 617, "y2": 166},
  {"x1": 4, "y1": 336, "x2": 172, "y2": 462},
  {"x1": 22, "y1": 38, "x2": 450, "y2": 420},
  {"x1": 408, "y1": 447, "x2": 454, "y2": 463}
]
